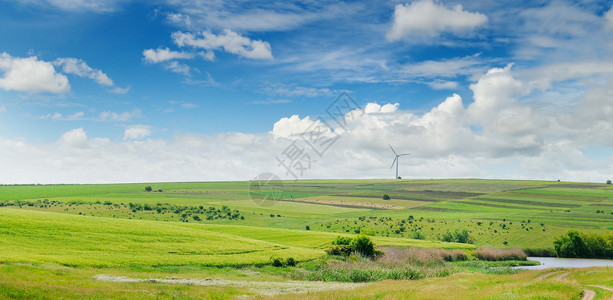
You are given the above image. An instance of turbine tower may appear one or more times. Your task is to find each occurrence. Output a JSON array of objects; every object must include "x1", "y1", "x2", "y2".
[{"x1": 389, "y1": 144, "x2": 410, "y2": 179}]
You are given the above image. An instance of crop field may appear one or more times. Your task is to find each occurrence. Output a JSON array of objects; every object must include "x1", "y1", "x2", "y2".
[{"x1": 0, "y1": 178, "x2": 612, "y2": 298}]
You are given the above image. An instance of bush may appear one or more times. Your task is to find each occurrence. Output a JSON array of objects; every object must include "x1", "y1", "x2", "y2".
[
  {"x1": 332, "y1": 236, "x2": 353, "y2": 246},
  {"x1": 411, "y1": 230, "x2": 426, "y2": 240},
  {"x1": 440, "y1": 229, "x2": 473, "y2": 244},
  {"x1": 473, "y1": 247, "x2": 527, "y2": 261},
  {"x1": 351, "y1": 235, "x2": 377, "y2": 258},
  {"x1": 382, "y1": 194, "x2": 391, "y2": 200},
  {"x1": 554, "y1": 230, "x2": 613, "y2": 258},
  {"x1": 271, "y1": 257, "x2": 284, "y2": 267},
  {"x1": 326, "y1": 235, "x2": 383, "y2": 259},
  {"x1": 286, "y1": 257, "x2": 296, "y2": 267},
  {"x1": 145, "y1": 186, "x2": 152, "y2": 192}
]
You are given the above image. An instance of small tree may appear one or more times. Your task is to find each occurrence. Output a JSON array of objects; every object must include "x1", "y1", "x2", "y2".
[
  {"x1": 350, "y1": 235, "x2": 377, "y2": 258},
  {"x1": 145, "y1": 186, "x2": 152, "y2": 192},
  {"x1": 607, "y1": 180, "x2": 612, "y2": 185},
  {"x1": 382, "y1": 194, "x2": 391, "y2": 200}
]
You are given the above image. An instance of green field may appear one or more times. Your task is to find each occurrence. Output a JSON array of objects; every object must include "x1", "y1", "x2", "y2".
[{"x1": 0, "y1": 179, "x2": 612, "y2": 298}]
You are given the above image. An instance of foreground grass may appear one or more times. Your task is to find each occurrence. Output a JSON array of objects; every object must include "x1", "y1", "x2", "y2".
[{"x1": 1, "y1": 262, "x2": 610, "y2": 299}]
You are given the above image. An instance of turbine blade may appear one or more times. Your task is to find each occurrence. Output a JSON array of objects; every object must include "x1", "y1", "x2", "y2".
[
  {"x1": 399, "y1": 153, "x2": 410, "y2": 157},
  {"x1": 390, "y1": 157, "x2": 397, "y2": 169},
  {"x1": 389, "y1": 144, "x2": 397, "y2": 156}
]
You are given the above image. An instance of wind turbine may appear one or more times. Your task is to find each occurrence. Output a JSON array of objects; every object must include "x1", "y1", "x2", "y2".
[{"x1": 389, "y1": 144, "x2": 410, "y2": 179}]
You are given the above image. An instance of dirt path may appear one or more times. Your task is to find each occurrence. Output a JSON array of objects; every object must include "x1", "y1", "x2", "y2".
[
  {"x1": 588, "y1": 285, "x2": 613, "y2": 300},
  {"x1": 553, "y1": 272, "x2": 570, "y2": 281},
  {"x1": 582, "y1": 289, "x2": 596, "y2": 300},
  {"x1": 94, "y1": 274, "x2": 366, "y2": 296},
  {"x1": 536, "y1": 271, "x2": 562, "y2": 280}
]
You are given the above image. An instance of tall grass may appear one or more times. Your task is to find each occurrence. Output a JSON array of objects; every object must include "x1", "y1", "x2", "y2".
[
  {"x1": 376, "y1": 247, "x2": 468, "y2": 265},
  {"x1": 473, "y1": 247, "x2": 527, "y2": 261},
  {"x1": 291, "y1": 247, "x2": 467, "y2": 282}
]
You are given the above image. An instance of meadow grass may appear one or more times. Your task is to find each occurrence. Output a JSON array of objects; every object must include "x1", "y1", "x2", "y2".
[{"x1": 0, "y1": 178, "x2": 612, "y2": 298}]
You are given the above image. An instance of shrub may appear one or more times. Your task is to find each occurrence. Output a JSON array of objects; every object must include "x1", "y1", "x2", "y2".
[
  {"x1": 554, "y1": 230, "x2": 613, "y2": 258},
  {"x1": 286, "y1": 257, "x2": 296, "y2": 267},
  {"x1": 382, "y1": 194, "x2": 391, "y2": 200},
  {"x1": 440, "y1": 229, "x2": 473, "y2": 244},
  {"x1": 332, "y1": 236, "x2": 353, "y2": 246},
  {"x1": 145, "y1": 186, "x2": 152, "y2": 192},
  {"x1": 351, "y1": 235, "x2": 377, "y2": 258},
  {"x1": 271, "y1": 257, "x2": 284, "y2": 267},
  {"x1": 473, "y1": 247, "x2": 527, "y2": 261},
  {"x1": 326, "y1": 235, "x2": 383, "y2": 259},
  {"x1": 411, "y1": 230, "x2": 426, "y2": 240}
]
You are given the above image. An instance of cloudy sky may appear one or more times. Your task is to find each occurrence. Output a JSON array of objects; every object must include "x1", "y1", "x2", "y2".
[{"x1": 1, "y1": 0, "x2": 613, "y2": 183}]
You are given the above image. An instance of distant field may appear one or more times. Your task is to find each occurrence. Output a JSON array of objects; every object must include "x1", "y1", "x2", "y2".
[{"x1": 1, "y1": 179, "x2": 612, "y2": 249}]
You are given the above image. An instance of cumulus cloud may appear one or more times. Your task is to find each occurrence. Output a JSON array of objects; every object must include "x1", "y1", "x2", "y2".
[
  {"x1": 123, "y1": 125, "x2": 152, "y2": 140},
  {"x1": 364, "y1": 103, "x2": 399, "y2": 113},
  {"x1": 4, "y1": 65, "x2": 613, "y2": 184},
  {"x1": 142, "y1": 48, "x2": 194, "y2": 63},
  {"x1": 0, "y1": 52, "x2": 69, "y2": 94},
  {"x1": 387, "y1": 0, "x2": 488, "y2": 40},
  {"x1": 271, "y1": 115, "x2": 325, "y2": 138},
  {"x1": 54, "y1": 58, "x2": 113, "y2": 86},
  {"x1": 172, "y1": 30, "x2": 273, "y2": 60},
  {"x1": 57, "y1": 127, "x2": 87, "y2": 148}
]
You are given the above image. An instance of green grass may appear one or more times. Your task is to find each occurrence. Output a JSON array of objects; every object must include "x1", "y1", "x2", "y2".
[
  {"x1": 2, "y1": 178, "x2": 612, "y2": 249},
  {"x1": 0, "y1": 178, "x2": 612, "y2": 298},
  {"x1": 0, "y1": 208, "x2": 324, "y2": 267}
]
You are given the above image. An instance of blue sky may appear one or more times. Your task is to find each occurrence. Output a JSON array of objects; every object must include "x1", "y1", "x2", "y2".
[{"x1": 1, "y1": 0, "x2": 613, "y2": 183}]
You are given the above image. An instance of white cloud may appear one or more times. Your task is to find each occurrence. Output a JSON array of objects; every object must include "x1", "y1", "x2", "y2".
[
  {"x1": 98, "y1": 109, "x2": 141, "y2": 122},
  {"x1": 164, "y1": 61, "x2": 193, "y2": 76},
  {"x1": 5, "y1": 66, "x2": 613, "y2": 184},
  {"x1": 398, "y1": 53, "x2": 485, "y2": 78},
  {"x1": 180, "y1": 103, "x2": 197, "y2": 108},
  {"x1": 364, "y1": 103, "x2": 399, "y2": 114},
  {"x1": 426, "y1": 80, "x2": 459, "y2": 90},
  {"x1": 48, "y1": 111, "x2": 84, "y2": 121},
  {"x1": 606, "y1": 7, "x2": 613, "y2": 30},
  {"x1": 54, "y1": 58, "x2": 113, "y2": 86},
  {"x1": 264, "y1": 84, "x2": 339, "y2": 97},
  {"x1": 110, "y1": 86, "x2": 130, "y2": 94},
  {"x1": 164, "y1": 1, "x2": 354, "y2": 32},
  {"x1": 123, "y1": 125, "x2": 152, "y2": 140},
  {"x1": 172, "y1": 30, "x2": 273, "y2": 60},
  {"x1": 0, "y1": 52, "x2": 69, "y2": 94},
  {"x1": 142, "y1": 48, "x2": 194, "y2": 63},
  {"x1": 19, "y1": 0, "x2": 119, "y2": 12},
  {"x1": 0, "y1": 105, "x2": 6, "y2": 113},
  {"x1": 387, "y1": 0, "x2": 488, "y2": 41},
  {"x1": 57, "y1": 127, "x2": 87, "y2": 148},
  {"x1": 251, "y1": 99, "x2": 291, "y2": 105},
  {"x1": 271, "y1": 115, "x2": 331, "y2": 139}
]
